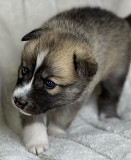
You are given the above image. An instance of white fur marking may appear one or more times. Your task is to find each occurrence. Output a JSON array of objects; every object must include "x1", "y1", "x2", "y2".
[
  {"x1": 35, "y1": 50, "x2": 48, "y2": 71},
  {"x1": 13, "y1": 80, "x2": 33, "y2": 97},
  {"x1": 13, "y1": 50, "x2": 49, "y2": 97}
]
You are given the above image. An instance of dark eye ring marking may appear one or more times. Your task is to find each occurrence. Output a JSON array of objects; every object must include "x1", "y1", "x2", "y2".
[
  {"x1": 44, "y1": 79, "x2": 56, "y2": 89},
  {"x1": 22, "y1": 67, "x2": 28, "y2": 75}
]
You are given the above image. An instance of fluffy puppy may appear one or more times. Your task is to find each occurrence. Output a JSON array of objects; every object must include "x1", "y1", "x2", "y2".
[{"x1": 11, "y1": 7, "x2": 131, "y2": 155}]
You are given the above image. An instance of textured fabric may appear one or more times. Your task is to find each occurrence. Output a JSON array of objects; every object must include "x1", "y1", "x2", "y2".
[{"x1": 0, "y1": 0, "x2": 131, "y2": 160}]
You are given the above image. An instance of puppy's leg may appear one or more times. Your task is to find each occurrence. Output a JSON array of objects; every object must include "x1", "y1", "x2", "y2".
[
  {"x1": 98, "y1": 65, "x2": 129, "y2": 122},
  {"x1": 48, "y1": 101, "x2": 83, "y2": 138},
  {"x1": 21, "y1": 113, "x2": 49, "y2": 155}
]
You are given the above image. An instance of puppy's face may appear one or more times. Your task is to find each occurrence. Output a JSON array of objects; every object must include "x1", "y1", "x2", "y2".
[{"x1": 13, "y1": 29, "x2": 97, "y2": 115}]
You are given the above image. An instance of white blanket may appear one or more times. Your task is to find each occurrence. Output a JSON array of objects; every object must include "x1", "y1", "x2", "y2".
[{"x1": 0, "y1": 0, "x2": 131, "y2": 160}]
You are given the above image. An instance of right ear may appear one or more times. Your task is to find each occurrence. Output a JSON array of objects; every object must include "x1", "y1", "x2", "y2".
[
  {"x1": 21, "y1": 28, "x2": 43, "y2": 41},
  {"x1": 73, "y1": 53, "x2": 98, "y2": 80}
]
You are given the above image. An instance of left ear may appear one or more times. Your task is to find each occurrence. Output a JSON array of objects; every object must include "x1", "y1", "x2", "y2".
[
  {"x1": 74, "y1": 54, "x2": 98, "y2": 80},
  {"x1": 21, "y1": 28, "x2": 43, "y2": 41}
]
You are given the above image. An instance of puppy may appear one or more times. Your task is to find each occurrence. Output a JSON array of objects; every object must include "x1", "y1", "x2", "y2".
[{"x1": 10, "y1": 7, "x2": 131, "y2": 155}]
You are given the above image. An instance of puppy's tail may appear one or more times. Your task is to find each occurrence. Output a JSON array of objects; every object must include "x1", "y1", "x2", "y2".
[{"x1": 125, "y1": 15, "x2": 131, "y2": 26}]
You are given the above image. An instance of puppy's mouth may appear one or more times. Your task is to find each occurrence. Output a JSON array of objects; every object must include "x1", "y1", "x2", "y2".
[
  {"x1": 12, "y1": 98, "x2": 50, "y2": 116},
  {"x1": 12, "y1": 99, "x2": 38, "y2": 116},
  {"x1": 12, "y1": 94, "x2": 76, "y2": 116},
  {"x1": 14, "y1": 105, "x2": 45, "y2": 116},
  {"x1": 19, "y1": 109, "x2": 32, "y2": 116},
  {"x1": 17, "y1": 105, "x2": 46, "y2": 115},
  {"x1": 22, "y1": 106, "x2": 49, "y2": 115},
  {"x1": 13, "y1": 100, "x2": 65, "y2": 115}
]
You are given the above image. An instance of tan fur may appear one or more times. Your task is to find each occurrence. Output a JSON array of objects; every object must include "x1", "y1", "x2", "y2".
[
  {"x1": 46, "y1": 85, "x2": 62, "y2": 95},
  {"x1": 21, "y1": 31, "x2": 95, "y2": 88}
]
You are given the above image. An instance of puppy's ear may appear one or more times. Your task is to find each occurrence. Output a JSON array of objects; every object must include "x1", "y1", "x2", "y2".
[
  {"x1": 74, "y1": 54, "x2": 98, "y2": 80},
  {"x1": 21, "y1": 28, "x2": 43, "y2": 41}
]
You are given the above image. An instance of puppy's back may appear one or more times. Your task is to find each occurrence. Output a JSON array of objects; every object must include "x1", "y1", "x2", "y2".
[{"x1": 43, "y1": 7, "x2": 130, "y2": 80}]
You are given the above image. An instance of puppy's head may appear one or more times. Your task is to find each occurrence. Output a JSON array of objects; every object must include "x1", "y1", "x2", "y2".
[{"x1": 12, "y1": 28, "x2": 97, "y2": 115}]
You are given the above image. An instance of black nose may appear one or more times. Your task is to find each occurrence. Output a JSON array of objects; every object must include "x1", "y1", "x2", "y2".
[{"x1": 14, "y1": 97, "x2": 28, "y2": 109}]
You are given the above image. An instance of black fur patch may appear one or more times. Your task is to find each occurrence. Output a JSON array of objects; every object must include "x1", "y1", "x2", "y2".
[{"x1": 74, "y1": 54, "x2": 98, "y2": 80}]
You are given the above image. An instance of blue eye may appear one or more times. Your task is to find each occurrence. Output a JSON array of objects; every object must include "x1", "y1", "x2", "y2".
[
  {"x1": 22, "y1": 67, "x2": 28, "y2": 75},
  {"x1": 45, "y1": 80, "x2": 56, "y2": 89}
]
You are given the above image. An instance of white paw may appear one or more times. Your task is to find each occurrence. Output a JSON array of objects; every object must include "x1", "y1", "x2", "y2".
[
  {"x1": 23, "y1": 122, "x2": 49, "y2": 155},
  {"x1": 100, "y1": 113, "x2": 120, "y2": 123},
  {"x1": 48, "y1": 124, "x2": 67, "y2": 138},
  {"x1": 27, "y1": 144, "x2": 49, "y2": 155}
]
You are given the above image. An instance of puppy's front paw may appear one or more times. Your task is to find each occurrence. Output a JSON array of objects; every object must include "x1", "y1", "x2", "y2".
[
  {"x1": 48, "y1": 123, "x2": 67, "y2": 138},
  {"x1": 27, "y1": 144, "x2": 49, "y2": 155},
  {"x1": 23, "y1": 122, "x2": 49, "y2": 155},
  {"x1": 100, "y1": 113, "x2": 120, "y2": 123}
]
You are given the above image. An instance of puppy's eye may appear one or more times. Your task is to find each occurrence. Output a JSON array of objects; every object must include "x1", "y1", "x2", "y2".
[
  {"x1": 45, "y1": 80, "x2": 56, "y2": 89},
  {"x1": 22, "y1": 67, "x2": 28, "y2": 75}
]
